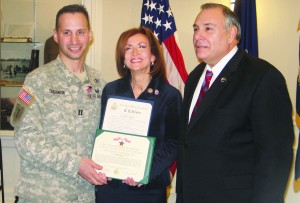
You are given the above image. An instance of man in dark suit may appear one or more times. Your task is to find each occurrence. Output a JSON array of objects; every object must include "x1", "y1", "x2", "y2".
[{"x1": 176, "y1": 3, "x2": 294, "y2": 203}]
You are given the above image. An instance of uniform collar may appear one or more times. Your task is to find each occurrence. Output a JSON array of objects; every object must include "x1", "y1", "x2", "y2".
[{"x1": 55, "y1": 56, "x2": 98, "y2": 87}]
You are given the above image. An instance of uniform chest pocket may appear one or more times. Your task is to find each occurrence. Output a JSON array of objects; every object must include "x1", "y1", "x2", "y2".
[{"x1": 44, "y1": 89, "x2": 73, "y2": 115}]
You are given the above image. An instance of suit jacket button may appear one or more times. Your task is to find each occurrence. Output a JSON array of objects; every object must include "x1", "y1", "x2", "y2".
[{"x1": 184, "y1": 143, "x2": 189, "y2": 149}]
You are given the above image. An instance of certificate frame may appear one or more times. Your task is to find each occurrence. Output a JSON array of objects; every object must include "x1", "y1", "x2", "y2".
[{"x1": 92, "y1": 129, "x2": 156, "y2": 184}]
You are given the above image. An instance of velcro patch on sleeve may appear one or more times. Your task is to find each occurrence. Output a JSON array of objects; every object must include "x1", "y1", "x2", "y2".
[
  {"x1": 10, "y1": 103, "x2": 25, "y2": 125},
  {"x1": 18, "y1": 88, "x2": 34, "y2": 106}
]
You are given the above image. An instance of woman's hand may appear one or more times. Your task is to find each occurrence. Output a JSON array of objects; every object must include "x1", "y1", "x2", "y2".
[{"x1": 122, "y1": 177, "x2": 143, "y2": 187}]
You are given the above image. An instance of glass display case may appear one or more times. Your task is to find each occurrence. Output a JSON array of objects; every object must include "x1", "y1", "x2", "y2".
[
  {"x1": 0, "y1": 0, "x2": 35, "y2": 130},
  {"x1": 0, "y1": 0, "x2": 82, "y2": 131}
]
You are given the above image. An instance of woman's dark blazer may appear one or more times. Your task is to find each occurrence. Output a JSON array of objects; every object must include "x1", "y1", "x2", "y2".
[
  {"x1": 100, "y1": 75, "x2": 182, "y2": 188},
  {"x1": 176, "y1": 49, "x2": 294, "y2": 203}
]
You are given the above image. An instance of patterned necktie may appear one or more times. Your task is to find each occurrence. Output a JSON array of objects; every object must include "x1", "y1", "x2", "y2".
[{"x1": 191, "y1": 70, "x2": 213, "y2": 118}]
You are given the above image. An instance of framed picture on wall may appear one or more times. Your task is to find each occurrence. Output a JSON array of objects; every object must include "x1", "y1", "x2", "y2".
[
  {"x1": 0, "y1": 97, "x2": 16, "y2": 130},
  {"x1": 0, "y1": 58, "x2": 31, "y2": 86}
]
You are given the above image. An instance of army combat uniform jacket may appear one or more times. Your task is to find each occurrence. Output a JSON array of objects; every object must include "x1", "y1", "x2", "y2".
[{"x1": 11, "y1": 56, "x2": 106, "y2": 202}]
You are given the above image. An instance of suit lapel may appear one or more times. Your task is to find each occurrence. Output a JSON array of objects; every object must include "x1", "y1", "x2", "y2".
[
  {"x1": 187, "y1": 49, "x2": 245, "y2": 134},
  {"x1": 115, "y1": 75, "x2": 163, "y2": 100},
  {"x1": 114, "y1": 75, "x2": 135, "y2": 98},
  {"x1": 183, "y1": 64, "x2": 205, "y2": 126}
]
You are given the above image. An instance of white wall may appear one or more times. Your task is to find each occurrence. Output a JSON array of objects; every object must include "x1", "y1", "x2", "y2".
[{"x1": 1, "y1": 136, "x2": 20, "y2": 203}]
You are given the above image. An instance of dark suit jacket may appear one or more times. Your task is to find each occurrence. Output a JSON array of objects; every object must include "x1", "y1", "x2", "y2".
[
  {"x1": 44, "y1": 36, "x2": 58, "y2": 64},
  {"x1": 176, "y1": 49, "x2": 294, "y2": 203},
  {"x1": 99, "y1": 75, "x2": 182, "y2": 190}
]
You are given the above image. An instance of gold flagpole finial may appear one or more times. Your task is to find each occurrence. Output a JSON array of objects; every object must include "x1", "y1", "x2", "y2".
[{"x1": 298, "y1": 19, "x2": 300, "y2": 32}]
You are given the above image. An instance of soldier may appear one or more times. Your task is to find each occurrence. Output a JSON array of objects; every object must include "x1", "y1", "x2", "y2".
[{"x1": 10, "y1": 4, "x2": 108, "y2": 202}]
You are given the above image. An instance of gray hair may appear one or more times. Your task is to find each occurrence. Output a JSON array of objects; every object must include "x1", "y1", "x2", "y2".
[{"x1": 200, "y1": 3, "x2": 241, "y2": 41}]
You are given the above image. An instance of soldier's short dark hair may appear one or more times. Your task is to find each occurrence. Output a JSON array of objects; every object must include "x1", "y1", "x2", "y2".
[{"x1": 55, "y1": 4, "x2": 90, "y2": 30}]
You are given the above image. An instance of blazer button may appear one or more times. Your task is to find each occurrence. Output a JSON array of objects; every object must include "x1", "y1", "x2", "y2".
[{"x1": 184, "y1": 143, "x2": 189, "y2": 149}]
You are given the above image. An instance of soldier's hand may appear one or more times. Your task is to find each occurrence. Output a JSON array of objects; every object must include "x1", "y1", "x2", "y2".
[{"x1": 78, "y1": 157, "x2": 108, "y2": 185}]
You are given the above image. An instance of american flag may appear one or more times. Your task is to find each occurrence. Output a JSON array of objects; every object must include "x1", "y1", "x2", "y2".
[
  {"x1": 141, "y1": 0, "x2": 188, "y2": 95},
  {"x1": 18, "y1": 89, "x2": 33, "y2": 105},
  {"x1": 141, "y1": 0, "x2": 187, "y2": 177}
]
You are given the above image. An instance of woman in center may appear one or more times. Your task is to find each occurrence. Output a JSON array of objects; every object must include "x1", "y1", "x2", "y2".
[{"x1": 95, "y1": 26, "x2": 182, "y2": 203}]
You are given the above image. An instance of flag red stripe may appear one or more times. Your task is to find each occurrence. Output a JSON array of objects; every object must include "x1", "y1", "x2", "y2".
[{"x1": 163, "y1": 35, "x2": 188, "y2": 83}]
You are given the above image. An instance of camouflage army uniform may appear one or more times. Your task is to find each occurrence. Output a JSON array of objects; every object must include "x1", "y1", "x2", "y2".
[{"x1": 10, "y1": 56, "x2": 106, "y2": 203}]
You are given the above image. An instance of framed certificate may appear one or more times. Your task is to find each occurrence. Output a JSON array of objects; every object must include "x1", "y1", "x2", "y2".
[
  {"x1": 102, "y1": 96, "x2": 153, "y2": 136},
  {"x1": 92, "y1": 129, "x2": 156, "y2": 184}
]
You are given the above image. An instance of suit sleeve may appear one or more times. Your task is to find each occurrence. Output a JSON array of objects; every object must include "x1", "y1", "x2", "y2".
[
  {"x1": 176, "y1": 69, "x2": 198, "y2": 200},
  {"x1": 251, "y1": 68, "x2": 294, "y2": 203}
]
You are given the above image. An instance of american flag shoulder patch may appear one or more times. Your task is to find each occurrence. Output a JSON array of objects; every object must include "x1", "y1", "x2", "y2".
[{"x1": 18, "y1": 88, "x2": 34, "y2": 105}]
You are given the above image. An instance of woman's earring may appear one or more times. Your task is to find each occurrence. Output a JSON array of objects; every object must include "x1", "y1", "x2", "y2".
[
  {"x1": 151, "y1": 61, "x2": 154, "y2": 67},
  {"x1": 123, "y1": 64, "x2": 126, "y2": 69}
]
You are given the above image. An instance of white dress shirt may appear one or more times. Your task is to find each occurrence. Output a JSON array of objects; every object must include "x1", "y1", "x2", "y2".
[{"x1": 188, "y1": 46, "x2": 238, "y2": 122}]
